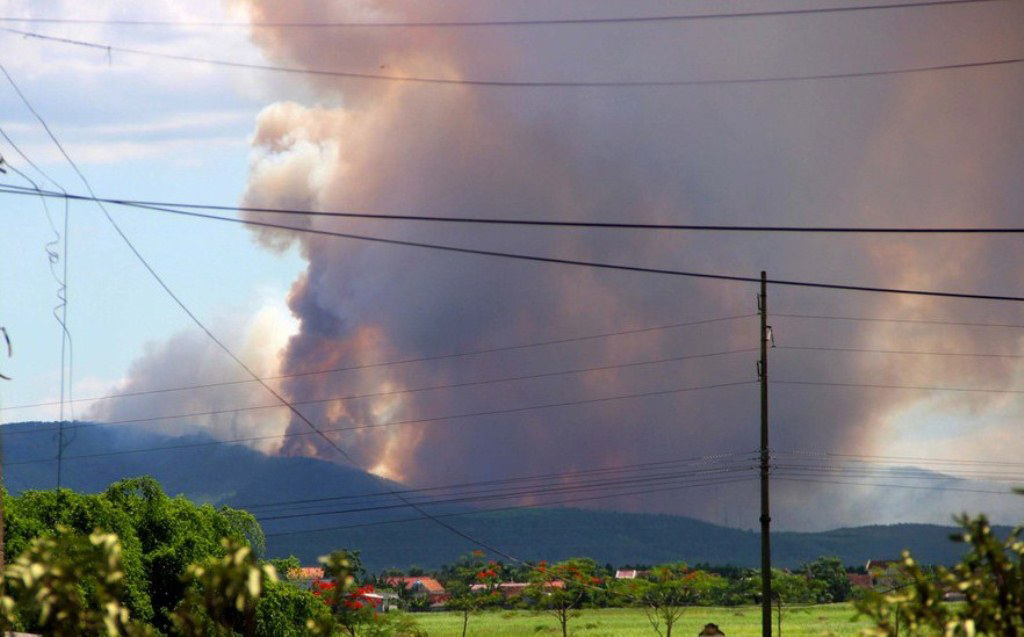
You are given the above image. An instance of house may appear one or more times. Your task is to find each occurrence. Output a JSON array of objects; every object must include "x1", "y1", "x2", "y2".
[
  {"x1": 846, "y1": 573, "x2": 873, "y2": 590},
  {"x1": 386, "y1": 576, "x2": 450, "y2": 605},
  {"x1": 286, "y1": 566, "x2": 326, "y2": 590}
]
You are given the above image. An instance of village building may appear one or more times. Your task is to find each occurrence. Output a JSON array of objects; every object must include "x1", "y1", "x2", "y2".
[{"x1": 386, "y1": 576, "x2": 451, "y2": 606}]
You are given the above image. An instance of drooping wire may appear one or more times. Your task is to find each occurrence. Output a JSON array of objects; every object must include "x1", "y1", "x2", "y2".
[
  {"x1": 236, "y1": 451, "x2": 758, "y2": 513},
  {"x1": 0, "y1": 1, "x2": 1003, "y2": 28},
  {"x1": 9, "y1": 182, "x2": 1024, "y2": 233},
  {"x1": 3, "y1": 26, "x2": 1022, "y2": 88},
  {"x1": 0, "y1": 378, "x2": 756, "y2": 467},
  {"x1": 265, "y1": 474, "x2": 759, "y2": 538},
  {"x1": 0, "y1": 314, "x2": 756, "y2": 413},
  {"x1": 774, "y1": 311, "x2": 1024, "y2": 329},
  {"x1": 4, "y1": 185, "x2": 1024, "y2": 303},
  {"x1": 0, "y1": 127, "x2": 77, "y2": 483},
  {"x1": 3, "y1": 346, "x2": 757, "y2": 434}
]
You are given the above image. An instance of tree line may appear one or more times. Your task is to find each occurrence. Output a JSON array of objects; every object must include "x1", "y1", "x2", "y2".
[{"x1": 0, "y1": 476, "x2": 1020, "y2": 636}]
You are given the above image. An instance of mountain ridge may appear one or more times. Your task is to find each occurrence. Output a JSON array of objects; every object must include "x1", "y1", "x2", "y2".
[{"x1": 0, "y1": 421, "x2": 993, "y2": 570}]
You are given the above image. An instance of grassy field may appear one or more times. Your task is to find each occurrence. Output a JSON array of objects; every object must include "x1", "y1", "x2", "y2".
[{"x1": 409, "y1": 604, "x2": 871, "y2": 637}]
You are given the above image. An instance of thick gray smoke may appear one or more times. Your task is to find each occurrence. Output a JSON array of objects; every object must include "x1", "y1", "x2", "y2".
[{"x1": 109, "y1": 0, "x2": 1024, "y2": 530}]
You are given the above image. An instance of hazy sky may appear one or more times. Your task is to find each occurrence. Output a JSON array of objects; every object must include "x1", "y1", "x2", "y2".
[{"x1": 2, "y1": 0, "x2": 1024, "y2": 532}]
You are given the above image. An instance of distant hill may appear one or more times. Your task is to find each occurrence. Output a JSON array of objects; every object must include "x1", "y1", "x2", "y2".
[{"x1": 1, "y1": 421, "x2": 988, "y2": 571}]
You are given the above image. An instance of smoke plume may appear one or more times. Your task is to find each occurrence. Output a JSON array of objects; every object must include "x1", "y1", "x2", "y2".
[{"x1": 106, "y1": 0, "x2": 1024, "y2": 529}]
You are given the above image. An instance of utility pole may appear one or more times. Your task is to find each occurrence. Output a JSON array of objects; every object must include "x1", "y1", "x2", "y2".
[{"x1": 758, "y1": 271, "x2": 773, "y2": 637}]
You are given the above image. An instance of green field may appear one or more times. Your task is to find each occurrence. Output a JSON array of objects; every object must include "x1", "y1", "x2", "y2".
[{"x1": 409, "y1": 604, "x2": 871, "y2": 637}]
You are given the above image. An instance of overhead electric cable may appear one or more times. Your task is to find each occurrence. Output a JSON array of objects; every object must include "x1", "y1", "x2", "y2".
[
  {"x1": 773, "y1": 476, "x2": 1021, "y2": 496},
  {"x1": 0, "y1": 109, "x2": 76, "y2": 487},
  {"x1": 771, "y1": 463, "x2": 1024, "y2": 483},
  {"x1": 774, "y1": 311, "x2": 1024, "y2": 329},
  {"x1": 0, "y1": 1, "x2": 1002, "y2": 28},
  {"x1": 0, "y1": 60, "x2": 522, "y2": 562},
  {"x1": 8, "y1": 186, "x2": 1024, "y2": 300},
  {"x1": 235, "y1": 451, "x2": 755, "y2": 512},
  {"x1": 9, "y1": 183, "x2": 1024, "y2": 233},
  {"x1": 775, "y1": 449, "x2": 1024, "y2": 468},
  {"x1": 4, "y1": 348, "x2": 755, "y2": 438},
  {"x1": 3, "y1": 27, "x2": 1022, "y2": 87},
  {"x1": 0, "y1": 317, "x2": 756, "y2": 413},
  {"x1": 1, "y1": 379, "x2": 756, "y2": 466},
  {"x1": 255, "y1": 464, "x2": 758, "y2": 522},
  {"x1": 775, "y1": 379, "x2": 1024, "y2": 395},
  {"x1": 253, "y1": 465, "x2": 1008, "y2": 521},
  {"x1": 72, "y1": 193, "x2": 1024, "y2": 304},
  {"x1": 779, "y1": 344, "x2": 1024, "y2": 359},
  {"x1": 3, "y1": 185, "x2": 1023, "y2": 302},
  {"x1": 264, "y1": 475, "x2": 759, "y2": 537}
]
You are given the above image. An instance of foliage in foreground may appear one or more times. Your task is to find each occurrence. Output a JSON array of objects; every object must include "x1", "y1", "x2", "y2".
[
  {"x1": 4, "y1": 476, "x2": 262, "y2": 632},
  {"x1": 857, "y1": 512, "x2": 1024, "y2": 636},
  {"x1": 0, "y1": 526, "x2": 421, "y2": 636}
]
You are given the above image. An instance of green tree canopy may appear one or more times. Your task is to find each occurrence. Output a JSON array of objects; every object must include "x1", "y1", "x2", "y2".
[{"x1": 4, "y1": 476, "x2": 263, "y2": 633}]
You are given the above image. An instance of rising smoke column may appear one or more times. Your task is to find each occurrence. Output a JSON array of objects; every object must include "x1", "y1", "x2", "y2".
[{"x1": 229, "y1": 0, "x2": 1024, "y2": 528}]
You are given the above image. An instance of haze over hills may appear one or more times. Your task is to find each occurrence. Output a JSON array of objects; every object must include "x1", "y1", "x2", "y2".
[{"x1": 0, "y1": 421, "x2": 1004, "y2": 570}]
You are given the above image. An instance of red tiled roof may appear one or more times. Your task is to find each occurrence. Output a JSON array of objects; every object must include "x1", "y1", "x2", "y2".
[
  {"x1": 386, "y1": 576, "x2": 447, "y2": 594},
  {"x1": 288, "y1": 567, "x2": 325, "y2": 580}
]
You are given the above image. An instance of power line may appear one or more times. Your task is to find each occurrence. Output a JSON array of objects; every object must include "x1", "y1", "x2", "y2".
[
  {"x1": 265, "y1": 475, "x2": 759, "y2": 538},
  {"x1": 771, "y1": 463, "x2": 1024, "y2": 483},
  {"x1": 11, "y1": 183, "x2": 1024, "y2": 233},
  {"x1": 4, "y1": 348, "x2": 754, "y2": 437},
  {"x1": 0, "y1": 316, "x2": 756, "y2": 412},
  {"x1": 1, "y1": 379, "x2": 755, "y2": 467},
  {"x1": 774, "y1": 449, "x2": 1024, "y2": 468},
  {"x1": 775, "y1": 379, "x2": 1024, "y2": 395},
  {"x1": 778, "y1": 344, "x2": 1024, "y2": 360},
  {"x1": 0, "y1": 72, "x2": 78, "y2": 486},
  {"x1": 99, "y1": 197, "x2": 1024, "y2": 304},
  {"x1": 237, "y1": 452, "x2": 755, "y2": 512},
  {"x1": 773, "y1": 476, "x2": 1022, "y2": 497},
  {"x1": 5, "y1": 184, "x2": 1024, "y2": 303},
  {"x1": 774, "y1": 311, "x2": 1024, "y2": 329},
  {"x1": 3, "y1": 27, "x2": 1022, "y2": 88},
  {"x1": 0, "y1": 140, "x2": 77, "y2": 426},
  {"x1": 0, "y1": 1, "x2": 1002, "y2": 28},
  {"x1": 255, "y1": 464, "x2": 759, "y2": 522}
]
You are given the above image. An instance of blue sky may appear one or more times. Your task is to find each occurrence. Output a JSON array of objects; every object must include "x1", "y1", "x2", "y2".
[{"x1": 0, "y1": 0, "x2": 305, "y2": 418}]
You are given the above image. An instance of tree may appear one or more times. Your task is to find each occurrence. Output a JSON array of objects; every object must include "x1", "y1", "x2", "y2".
[
  {"x1": 253, "y1": 578, "x2": 333, "y2": 637},
  {"x1": 717, "y1": 569, "x2": 760, "y2": 606},
  {"x1": 4, "y1": 476, "x2": 262, "y2": 633},
  {"x1": 857, "y1": 512, "x2": 1024, "y2": 637},
  {"x1": 444, "y1": 551, "x2": 503, "y2": 637},
  {"x1": 804, "y1": 556, "x2": 852, "y2": 603},
  {"x1": 0, "y1": 527, "x2": 157, "y2": 637},
  {"x1": 307, "y1": 549, "x2": 424, "y2": 637},
  {"x1": 526, "y1": 558, "x2": 603, "y2": 637},
  {"x1": 171, "y1": 537, "x2": 277, "y2": 637},
  {"x1": 770, "y1": 569, "x2": 821, "y2": 637},
  {"x1": 623, "y1": 563, "x2": 716, "y2": 637}
]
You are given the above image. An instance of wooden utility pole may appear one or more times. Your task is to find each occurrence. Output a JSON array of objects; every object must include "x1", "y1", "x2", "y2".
[{"x1": 759, "y1": 271, "x2": 773, "y2": 637}]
